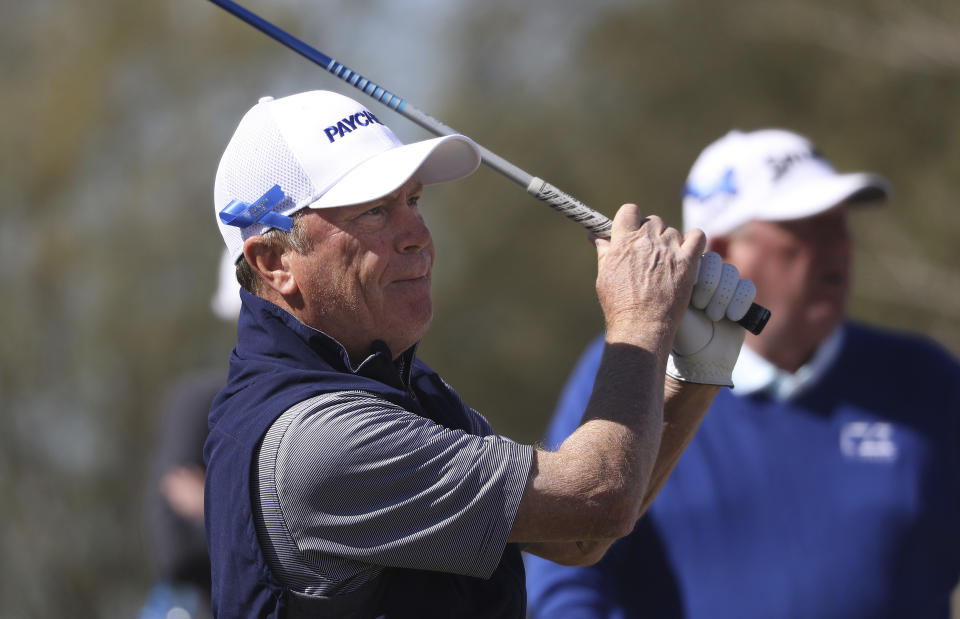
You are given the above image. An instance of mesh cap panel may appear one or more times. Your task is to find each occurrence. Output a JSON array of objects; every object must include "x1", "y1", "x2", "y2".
[{"x1": 214, "y1": 103, "x2": 317, "y2": 262}]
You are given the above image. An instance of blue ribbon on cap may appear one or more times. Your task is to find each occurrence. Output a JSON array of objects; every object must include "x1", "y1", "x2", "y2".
[
  {"x1": 218, "y1": 184, "x2": 293, "y2": 232},
  {"x1": 684, "y1": 168, "x2": 737, "y2": 201}
]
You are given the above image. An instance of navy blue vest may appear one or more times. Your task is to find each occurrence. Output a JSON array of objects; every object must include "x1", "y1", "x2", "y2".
[{"x1": 204, "y1": 290, "x2": 526, "y2": 618}]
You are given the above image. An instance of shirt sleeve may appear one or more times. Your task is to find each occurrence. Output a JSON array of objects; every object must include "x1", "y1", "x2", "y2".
[
  {"x1": 258, "y1": 390, "x2": 533, "y2": 585},
  {"x1": 524, "y1": 554, "x2": 619, "y2": 619}
]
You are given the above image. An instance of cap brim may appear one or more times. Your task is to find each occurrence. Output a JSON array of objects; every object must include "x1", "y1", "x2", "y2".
[
  {"x1": 306, "y1": 134, "x2": 481, "y2": 210},
  {"x1": 761, "y1": 172, "x2": 890, "y2": 223}
]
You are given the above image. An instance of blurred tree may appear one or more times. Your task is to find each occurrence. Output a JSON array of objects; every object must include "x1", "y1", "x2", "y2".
[
  {"x1": 1, "y1": 0, "x2": 957, "y2": 615},
  {"x1": 424, "y1": 0, "x2": 960, "y2": 448}
]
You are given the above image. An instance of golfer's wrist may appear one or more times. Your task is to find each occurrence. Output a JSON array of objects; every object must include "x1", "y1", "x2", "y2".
[{"x1": 604, "y1": 319, "x2": 675, "y2": 353}]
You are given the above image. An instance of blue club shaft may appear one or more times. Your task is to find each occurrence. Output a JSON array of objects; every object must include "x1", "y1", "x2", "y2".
[{"x1": 206, "y1": 0, "x2": 771, "y2": 335}]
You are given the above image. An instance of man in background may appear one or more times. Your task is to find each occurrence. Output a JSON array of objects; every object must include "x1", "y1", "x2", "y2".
[
  {"x1": 139, "y1": 250, "x2": 239, "y2": 619},
  {"x1": 525, "y1": 128, "x2": 960, "y2": 618}
]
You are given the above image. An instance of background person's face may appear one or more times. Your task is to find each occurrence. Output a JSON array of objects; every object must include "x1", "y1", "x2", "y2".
[
  {"x1": 290, "y1": 178, "x2": 434, "y2": 361},
  {"x1": 724, "y1": 207, "x2": 851, "y2": 369}
]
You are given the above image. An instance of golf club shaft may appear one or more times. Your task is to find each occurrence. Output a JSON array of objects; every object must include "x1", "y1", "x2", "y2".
[{"x1": 207, "y1": 0, "x2": 771, "y2": 336}]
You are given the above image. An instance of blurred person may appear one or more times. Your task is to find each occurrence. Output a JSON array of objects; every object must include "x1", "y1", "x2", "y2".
[
  {"x1": 202, "y1": 90, "x2": 757, "y2": 618},
  {"x1": 139, "y1": 250, "x2": 240, "y2": 619},
  {"x1": 525, "y1": 128, "x2": 960, "y2": 618}
]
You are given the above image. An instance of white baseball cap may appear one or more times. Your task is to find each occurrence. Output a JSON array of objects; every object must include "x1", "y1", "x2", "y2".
[
  {"x1": 682, "y1": 128, "x2": 890, "y2": 237},
  {"x1": 214, "y1": 90, "x2": 482, "y2": 262}
]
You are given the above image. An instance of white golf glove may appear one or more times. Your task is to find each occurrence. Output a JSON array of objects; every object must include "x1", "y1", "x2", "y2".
[{"x1": 666, "y1": 251, "x2": 756, "y2": 387}]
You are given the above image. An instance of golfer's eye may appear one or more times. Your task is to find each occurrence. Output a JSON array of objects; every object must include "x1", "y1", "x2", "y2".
[
  {"x1": 363, "y1": 206, "x2": 384, "y2": 217},
  {"x1": 407, "y1": 195, "x2": 420, "y2": 208}
]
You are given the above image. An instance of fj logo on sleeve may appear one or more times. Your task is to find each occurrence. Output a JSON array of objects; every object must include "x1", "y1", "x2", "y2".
[{"x1": 839, "y1": 422, "x2": 898, "y2": 462}]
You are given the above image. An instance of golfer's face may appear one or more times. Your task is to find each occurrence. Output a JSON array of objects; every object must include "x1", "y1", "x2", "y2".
[
  {"x1": 727, "y1": 207, "x2": 851, "y2": 348},
  {"x1": 294, "y1": 178, "x2": 434, "y2": 359}
]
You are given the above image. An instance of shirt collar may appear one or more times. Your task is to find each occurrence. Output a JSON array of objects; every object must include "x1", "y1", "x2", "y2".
[
  {"x1": 731, "y1": 324, "x2": 845, "y2": 401},
  {"x1": 238, "y1": 289, "x2": 417, "y2": 388}
]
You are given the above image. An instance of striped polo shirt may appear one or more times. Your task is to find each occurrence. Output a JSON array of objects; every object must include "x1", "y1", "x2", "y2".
[{"x1": 253, "y1": 390, "x2": 533, "y2": 597}]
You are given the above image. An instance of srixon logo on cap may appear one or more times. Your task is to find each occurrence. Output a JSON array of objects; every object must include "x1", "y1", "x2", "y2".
[
  {"x1": 766, "y1": 148, "x2": 825, "y2": 181},
  {"x1": 324, "y1": 111, "x2": 384, "y2": 143}
]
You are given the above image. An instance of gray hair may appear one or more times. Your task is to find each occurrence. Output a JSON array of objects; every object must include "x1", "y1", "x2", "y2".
[{"x1": 235, "y1": 211, "x2": 313, "y2": 295}]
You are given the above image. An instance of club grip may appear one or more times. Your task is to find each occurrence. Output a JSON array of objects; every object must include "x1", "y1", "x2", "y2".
[
  {"x1": 526, "y1": 177, "x2": 771, "y2": 335},
  {"x1": 738, "y1": 302, "x2": 771, "y2": 336}
]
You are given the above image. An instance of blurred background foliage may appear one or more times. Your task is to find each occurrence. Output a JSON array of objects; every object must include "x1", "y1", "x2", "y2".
[{"x1": 1, "y1": 0, "x2": 958, "y2": 615}]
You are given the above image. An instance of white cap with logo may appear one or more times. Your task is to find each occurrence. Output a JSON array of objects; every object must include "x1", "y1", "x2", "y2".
[
  {"x1": 682, "y1": 128, "x2": 890, "y2": 237},
  {"x1": 214, "y1": 90, "x2": 482, "y2": 263}
]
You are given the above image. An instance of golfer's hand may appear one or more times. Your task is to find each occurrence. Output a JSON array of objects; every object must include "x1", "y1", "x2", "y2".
[
  {"x1": 594, "y1": 204, "x2": 705, "y2": 346},
  {"x1": 666, "y1": 251, "x2": 756, "y2": 387}
]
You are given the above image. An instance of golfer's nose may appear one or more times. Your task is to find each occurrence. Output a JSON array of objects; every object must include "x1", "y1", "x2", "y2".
[{"x1": 395, "y1": 194, "x2": 431, "y2": 254}]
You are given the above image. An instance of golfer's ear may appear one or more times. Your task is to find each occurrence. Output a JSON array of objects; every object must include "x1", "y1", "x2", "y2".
[{"x1": 243, "y1": 236, "x2": 298, "y2": 296}]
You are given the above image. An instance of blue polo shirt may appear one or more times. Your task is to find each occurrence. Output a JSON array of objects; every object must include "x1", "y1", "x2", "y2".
[{"x1": 526, "y1": 321, "x2": 960, "y2": 618}]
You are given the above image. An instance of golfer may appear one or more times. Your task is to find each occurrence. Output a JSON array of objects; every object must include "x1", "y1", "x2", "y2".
[{"x1": 204, "y1": 90, "x2": 755, "y2": 618}]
